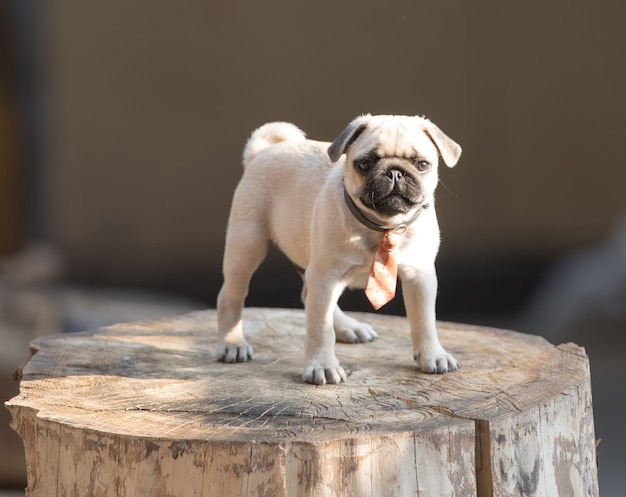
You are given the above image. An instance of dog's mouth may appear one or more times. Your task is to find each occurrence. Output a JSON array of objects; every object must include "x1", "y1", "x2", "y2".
[
  {"x1": 361, "y1": 192, "x2": 418, "y2": 215},
  {"x1": 360, "y1": 184, "x2": 423, "y2": 215}
]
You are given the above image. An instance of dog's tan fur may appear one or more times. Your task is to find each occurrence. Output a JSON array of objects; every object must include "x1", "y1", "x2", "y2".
[{"x1": 217, "y1": 115, "x2": 462, "y2": 384}]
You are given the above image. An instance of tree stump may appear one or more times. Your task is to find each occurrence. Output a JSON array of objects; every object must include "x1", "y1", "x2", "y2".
[{"x1": 6, "y1": 308, "x2": 599, "y2": 497}]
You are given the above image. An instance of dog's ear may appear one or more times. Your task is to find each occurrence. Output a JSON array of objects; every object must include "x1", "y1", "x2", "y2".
[
  {"x1": 327, "y1": 115, "x2": 371, "y2": 162},
  {"x1": 422, "y1": 120, "x2": 462, "y2": 167}
]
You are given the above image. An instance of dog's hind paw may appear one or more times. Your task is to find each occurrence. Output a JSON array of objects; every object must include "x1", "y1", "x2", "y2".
[
  {"x1": 335, "y1": 322, "x2": 379, "y2": 343},
  {"x1": 334, "y1": 312, "x2": 379, "y2": 343},
  {"x1": 414, "y1": 348, "x2": 459, "y2": 374},
  {"x1": 303, "y1": 361, "x2": 347, "y2": 385},
  {"x1": 217, "y1": 341, "x2": 253, "y2": 363}
]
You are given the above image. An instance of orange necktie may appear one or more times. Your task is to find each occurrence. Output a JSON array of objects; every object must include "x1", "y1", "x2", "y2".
[{"x1": 365, "y1": 228, "x2": 404, "y2": 309}]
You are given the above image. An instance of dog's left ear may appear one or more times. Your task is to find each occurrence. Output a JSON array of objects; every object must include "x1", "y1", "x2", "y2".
[
  {"x1": 328, "y1": 115, "x2": 371, "y2": 162},
  {"x1": 423, "y1": 120, "x2": 462, "y2": 167}
]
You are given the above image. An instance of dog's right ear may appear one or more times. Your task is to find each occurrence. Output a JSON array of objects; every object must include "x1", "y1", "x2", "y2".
[{"x1": 327, "y1": 115, "x2": 371, "y2": 162}]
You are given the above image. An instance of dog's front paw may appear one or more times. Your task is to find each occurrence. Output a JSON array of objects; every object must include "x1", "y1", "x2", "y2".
[
  {"x1": 216, "y1": 341, "x2": 253, "y2": 363},
  {"x1": 414, "y1": 347, "x2": 459, "y2": 374},
  {"x1": 303, "y1": 360, "x2": 347, "y2": 385}
]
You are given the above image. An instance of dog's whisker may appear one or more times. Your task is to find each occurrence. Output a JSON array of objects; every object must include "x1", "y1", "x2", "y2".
[{"x1": 438, "y1": 178, "x2": 459, "y2": 199}]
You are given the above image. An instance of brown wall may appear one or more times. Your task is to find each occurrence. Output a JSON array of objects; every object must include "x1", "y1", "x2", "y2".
[
  {"x1": 0, "y1": 8, "x2": 22, "y2": 256},
  {"x1": 40, "y1": 1, "x2": 626, "y2": 287}
]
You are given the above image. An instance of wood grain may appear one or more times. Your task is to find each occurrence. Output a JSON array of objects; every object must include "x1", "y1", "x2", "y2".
[{"x1": 6, "y1": 308, "x2": 599, "y2": 496}]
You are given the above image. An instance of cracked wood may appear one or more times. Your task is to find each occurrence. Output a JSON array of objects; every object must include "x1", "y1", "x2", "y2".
[{"x1": 6, "y1": 308, "x2": 599, "y2": 496}]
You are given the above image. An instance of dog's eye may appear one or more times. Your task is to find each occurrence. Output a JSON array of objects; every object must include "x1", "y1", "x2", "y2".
[
  {"x1": 416, "y1": 160, "x2": 431, "y2": 172},
  {"x1": 355, "y1": 159, "x2": 373, "y2": 173}
]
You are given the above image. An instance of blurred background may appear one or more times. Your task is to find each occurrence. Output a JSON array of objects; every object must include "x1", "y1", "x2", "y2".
[{"x1": 1, "y1": 1, "x2": 624, "y2": 495}]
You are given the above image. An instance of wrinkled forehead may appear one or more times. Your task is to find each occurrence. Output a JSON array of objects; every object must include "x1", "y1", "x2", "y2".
[{"x1": 351, "y1": 117, "x2": 439, "y2": 160}]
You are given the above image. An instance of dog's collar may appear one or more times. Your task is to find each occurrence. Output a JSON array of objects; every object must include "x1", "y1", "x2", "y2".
[{"x1": 343, "y1": 187, "x2": 424, "y2": 233}]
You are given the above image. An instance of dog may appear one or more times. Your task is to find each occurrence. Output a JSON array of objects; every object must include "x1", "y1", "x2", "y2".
[{"x1": 217, "y1": 114, "x2": 462, "y2": 384}]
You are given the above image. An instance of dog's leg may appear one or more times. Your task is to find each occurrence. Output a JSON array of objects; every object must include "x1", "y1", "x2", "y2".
[
  {"x1": 216, "y1": 226, "x2": 268, "y2": 363},
  {"x1": 302, "y1": 270, "x2": 347, "y2": 384},
  {"x1": 400, "y1": 265, "x2": 459, "y2": 373}
]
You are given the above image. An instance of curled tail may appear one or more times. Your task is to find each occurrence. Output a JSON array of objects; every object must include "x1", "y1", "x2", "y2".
[{"x1": 243, "y1": 122, "x2": 306, "y2": 167}]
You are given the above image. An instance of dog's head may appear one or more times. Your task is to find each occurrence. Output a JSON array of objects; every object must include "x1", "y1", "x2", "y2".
[{"x1": 328, "y1": 115, "x2": 461, "y2": 224}]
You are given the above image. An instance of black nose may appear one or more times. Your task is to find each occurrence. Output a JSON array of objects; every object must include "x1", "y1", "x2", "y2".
[{"x1": 386, "y1": 169, "x2": 403, "y2": 182}]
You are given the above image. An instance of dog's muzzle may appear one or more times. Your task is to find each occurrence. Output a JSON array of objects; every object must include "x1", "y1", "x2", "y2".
[{"x1": 360, "y1": 166, "x2": 422, "y2": 215}]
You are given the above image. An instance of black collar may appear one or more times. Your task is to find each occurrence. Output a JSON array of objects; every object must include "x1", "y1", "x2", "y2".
[{"x1": 343, "y1": 187, "x2": 423, "y2": 233}]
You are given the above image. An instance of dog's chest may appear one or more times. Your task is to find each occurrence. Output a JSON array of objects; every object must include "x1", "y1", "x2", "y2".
[
  {"x1": 339, "y1": 232, "x2": 381, "y2": 286},
  {"x1": 343, "y1": 263, "x2": 372, "y2": 289},
  {"x1": 344, "y1": 228, "x2": 422, "y2": 278}
]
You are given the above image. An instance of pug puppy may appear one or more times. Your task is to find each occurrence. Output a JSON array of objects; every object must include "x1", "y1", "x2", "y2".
[{"x1": 217, "y1": 114, "x2": 462, "y2": 384}]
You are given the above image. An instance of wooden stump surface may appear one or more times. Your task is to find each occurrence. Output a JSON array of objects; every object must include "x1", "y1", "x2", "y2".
[{"x1": 6, "y1": 308, "x2": 599, "y2": 497}]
